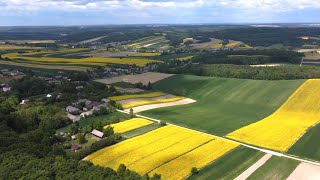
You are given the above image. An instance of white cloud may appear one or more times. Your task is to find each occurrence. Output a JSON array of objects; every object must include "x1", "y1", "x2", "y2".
[{"x1": 1, "y1": 0, "x2": 320, "y2": 12}]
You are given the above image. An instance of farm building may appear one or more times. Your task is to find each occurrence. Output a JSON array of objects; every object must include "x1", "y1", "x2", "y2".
[
  {"x1": 70, "y1": 144, "x2": 81, "y2": 152},
  {"x1": 91, "y1": 129, "x2": 103, "y2": 139},
  {"x1": 66, "y1": 106, "x2": 80, "y2": 114},
  {"x1": 67, "y1": 113, "x2": 80, "y2": 122}
]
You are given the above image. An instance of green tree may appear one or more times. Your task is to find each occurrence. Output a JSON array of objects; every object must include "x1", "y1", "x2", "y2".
[
  {"x1": 117, "y1": 164, "x2": 127, "y2": 177},
  {"x1": 191, "y1": 167, "x2": 198, "y2": 175},
  {"x1": 130, "y1": 108, "x2": 135, "y2": 118},
  {"x1": 78, "y1": 133, "x2": 86, "y2": 144},
  {"x1": 103, "y1": 126, "x2": 114, "y2": 137}
]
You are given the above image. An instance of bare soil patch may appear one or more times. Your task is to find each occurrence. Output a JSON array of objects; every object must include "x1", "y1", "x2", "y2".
[
  {"x1": 118, "y1": 94, "x2": 176, "y2": 105},
  {"x1": 124, "y1": 98, "x2": 196, "y2": 113},
  {"x1": 95, "y1": 72, "x2": 174, "y2": 85},
  {"x1": 287, "y1": 162, "x2": 320, "y2": 180}
]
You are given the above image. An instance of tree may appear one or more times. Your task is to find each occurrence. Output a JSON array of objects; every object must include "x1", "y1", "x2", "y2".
[
  {"x1": 70, "y1": 122, "x2": 79, "y2": 134},
  {"x1": 147, "y1": 82, "x2": 152, "y2": 90},
  {"x1": 78, "y1": 133, "x2": 86, "y2": 144},
  {"x1": 117, "y1": 164, "x2": 127, "y2": 177},
  {"x1": 191, "y1": 167, "x2": 198, "y2": 175},
  {"x1": 129, "y1": 108, "x2": 135, "y2": 118},
  {"x1": 103, "y1": 126, "x2": 114, "y2": 137}
]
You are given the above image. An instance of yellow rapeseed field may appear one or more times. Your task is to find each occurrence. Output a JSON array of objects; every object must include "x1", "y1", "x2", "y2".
[
  {"x1": 122, "y1": 96, "x2": 185, "y2": 109},
  {"x1": 150, "y1": 138, "x2": 239, "y2": 179},
  {"x1": 109, "y1": 92, "x2": 166, "y2": 101},
  {"x1": 85, "y1": 126, "x2": 182, "y2": 166},
  {"x1": 105, "y1": 118, "x2": 153, "y2": 133},
  {"x1": 227, "y1": 79, "x2": 320, "y2": 152},
  {"x1": 0, "y1": 45, "x2": 42, "y2": 50},
  {"x1": 177, "y1": 56, "x2": 193, "y2": 61},
  {"x1": 225, "y1": 41, "x2": 242, "y2": 47},
  {"x1": 85, "y1": 125, "x2": 236, "y2": 179},
  {"x1": 2, "y1": 53, "x2": 161, "y2": 67}
]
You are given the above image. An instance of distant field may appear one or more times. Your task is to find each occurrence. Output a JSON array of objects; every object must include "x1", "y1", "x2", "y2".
[
  {"x1": 141, "y1": 75, "x2": 304, "y2": 136},
  {"x1": 2, "y1": 52, "x2": 160, "y2": 67},
  {"x1": 0, "y1": 45, "x2": 42, "y2": 50},
  {"x1": 95, "y1": 72, "x2": 174, "y2": 85},
  {"x1": 127, "y1": 36, "x2": 166, "y2": 48},
  {"x1": 177, "y1": 55, "x2": 193, "y2": 61},
  {"x1": 130, "y1": 52, "x2": 161, "y2": 57}
]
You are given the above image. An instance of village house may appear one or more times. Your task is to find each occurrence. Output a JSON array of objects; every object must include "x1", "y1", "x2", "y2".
[
  {"x1": 66, "y1": 106, "x2": 81, "y2": 114},
  {"x1": 2, "y1": 86, "x2": 12, "y2": 92},
  {"x1": 70, "y1": 144, "x2": 81, "y2": 152},
  {"x1": 20, "y1": 99, "x2": 29, "y2": 105},
  {"x1": 91, "y1": 129, "x2": 103, "y2": 139},
  {"x1": 67, "y1": 113, "x2": 80, "y2": 122}
]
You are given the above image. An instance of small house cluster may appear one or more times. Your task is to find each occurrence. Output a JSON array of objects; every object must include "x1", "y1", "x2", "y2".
[{"x1": 66, "y1": 98, "x2": 109, "y2": 122}]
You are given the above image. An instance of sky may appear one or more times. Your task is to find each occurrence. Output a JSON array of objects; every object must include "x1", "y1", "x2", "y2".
[{"x1": 1, "y1": 0, "x2": 320, "y2": 26}]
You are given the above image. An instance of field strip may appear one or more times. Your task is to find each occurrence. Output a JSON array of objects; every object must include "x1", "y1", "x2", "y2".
[
  {"x1": 287, "y1": 162, "x2": 320, "y2": 180},
  {"x1": 0, "y1": 61, "x2": 86, "y2": 71},
  {"x1": 234, "y1": 154, "x2": 272, "y2": 180},
  {"x1": 117, "y1": 110, "x2": 320, "y2": 166},
  {"x1": 118, "y1": 94, "x2": 176, "y2": 105},
  {"x1": 106, "y1": 118, "x2": 153, "y2": 133},
  {"x1": 123, "y1": 98, "x2": 196, "y2": 113}
]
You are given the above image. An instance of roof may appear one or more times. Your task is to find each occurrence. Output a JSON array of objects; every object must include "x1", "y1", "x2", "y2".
[
  {"x1": 71, "y1": 144, "x2": 81, "y2": 151},
  {"x1": 66, "y1": 106, "x2": 80, "y2": 112},
  {"x1": 91, "y1": 129, "x2": 103, "y2": 138},
  {"x1": 67, "y1": 113, "x2": 80, "y2": 122}
]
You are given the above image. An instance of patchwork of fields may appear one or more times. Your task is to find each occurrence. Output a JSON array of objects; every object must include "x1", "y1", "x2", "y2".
[
  {"x1": 85, "y1": 125, "x2": 239, "y2": 179},
  {"x1": 227, "y1": 79, "x2": 320, "y2": 151}
]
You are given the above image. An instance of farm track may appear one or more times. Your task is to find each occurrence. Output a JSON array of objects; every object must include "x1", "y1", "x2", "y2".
[{"x1": 117, "y1": 110, "x2": 320, "y2": 166}]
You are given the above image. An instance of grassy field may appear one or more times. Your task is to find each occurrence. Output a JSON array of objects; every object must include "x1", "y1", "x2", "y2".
[
  {"x1": 247, "y1": 156, "x2": 300, "y2": 180},
  {"x1": 141, "y1": 75, "x2": 304, "y2": 136},
  {"x1": 288, "y1": 123, "x2": 320, "y2": 161},
  {"x1": 188, "y1": 146, "x2": 265, "y2": 180},
  {"x1": 121, "y1": 123, "x2": 161, "y2": 139}
]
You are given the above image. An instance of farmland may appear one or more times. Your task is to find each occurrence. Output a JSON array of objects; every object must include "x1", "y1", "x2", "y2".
[
  {"x1": 246, "y1": 156, "x2": 300, "y2": 180},
  {"x1": 141, "y1": 74, "x2": 304, "y2": 136},
  {"x1": 107, "y1": 118, "x2": 153, "y2": 133},
  {"x1": 227, "y1": 79, "x2": 320, "y2": 151},
  {"x1": 288, "y1": 123, "x2": 320, "y2": 161},
  {"x1": 85, "y1": 125, "x2": 238, "y2": 179},
  {"x1": 2, "y1": 52, "x2": 160, "y2": 67}
]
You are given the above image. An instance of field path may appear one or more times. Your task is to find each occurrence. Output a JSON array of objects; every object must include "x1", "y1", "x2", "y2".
[
  {"x1": 287, "y1": 162, "x2": 320, "y2": 180},
  {"x1": 234, "y1": 154, "x2": 272, "y2": 180}
]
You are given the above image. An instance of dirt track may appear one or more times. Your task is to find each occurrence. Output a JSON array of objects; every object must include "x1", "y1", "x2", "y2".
[{"x1": 234, "y1": 154, "x2": 272, "y2": 180}]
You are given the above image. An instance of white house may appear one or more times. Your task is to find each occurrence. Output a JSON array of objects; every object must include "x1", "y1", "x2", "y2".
[
  {"x1": 67, "y1": 113, "x2": 80, "y2": 122},
  {"x1": 66, "y1": 106, "x2": 80, "y2": 114},
  {"x1": 2, "y1": 86, "x2": 11, "y2": 92},
  {"x1": 46, "y1": 94, "x2": 52, "y2": 98},
  {"x1": 20, "y1": 99, "x2": 29, "y2": 105},
  {"x1": 80, "y1": 110, "x2": 93, "y2": 118},
  {"x1": 91, "y1": 129, "x2": 103, "y2": 138}
]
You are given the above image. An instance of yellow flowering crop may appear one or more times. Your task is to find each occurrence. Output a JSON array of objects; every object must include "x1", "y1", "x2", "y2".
[
  {"x1": 225, "y1": 41, "x2": 241, "y2": 47},
  {"x1": 150, "y1": 139, "x2": 239, "y2": 180},
  {"x1": 109, "y1": 92, "x2": 166, "y2": 101},
  {"x1": 122, "y1": 96, "x2": 185, "y2": 109},
  {"x1": 85, "y1": 126, "x2": 181, "y2": 166},
  {"x1": 128, "y1": 133, "x2": 214, "y2": 175},
  {"x1": 177, "y1": 56, "x2": 193, "y2": 61},
  {"x1": 3, "y1": 53, "x2": 161, "y2": 67},
  {"x1": 86, "y1": 125, "x2": 236, "y2": 179},
  {"x1": 227, "y1": 79, "x2": 320, "y2": 152},
  {"x1": 105, "y1": 118, "x2": 153, "y2": 133}
]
